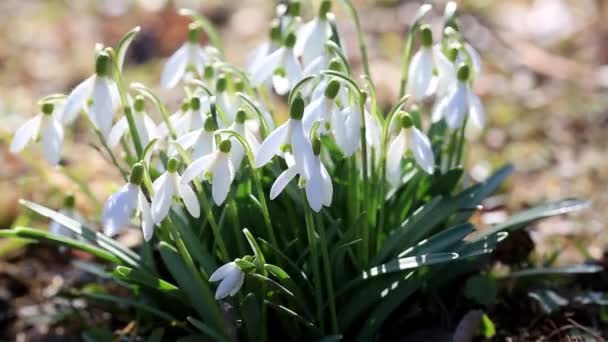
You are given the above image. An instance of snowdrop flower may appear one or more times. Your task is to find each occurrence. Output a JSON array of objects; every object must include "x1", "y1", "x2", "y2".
[
  {"x1": 161, "y1": 24, "x2": 208, "y2": 89},
  {"x1": 247, "y1": 20, "x2": 282, "y2": 74},
  {"x1": 432, "y1": 64, "x2": 485, "y2": 130},
  {"x1": 215, "y1": 75, "x2": 239, "y2": 127},
  {"x1": 303, "y1": 79, "x2": 341, "y2": 135},
  {"x1": 209, "y1": 261, "x2": 245, "y2": 300},
  {"x1": 229, "y1": 109, "x2": 260, "y2": 168},
  {"x1": 156, "y1": 99, "x2": 190, "y2": 140},
  {"x1": 108, "y1": 96, "x2": 157, "y2": 148},
  {"x1": 49, "y1": 195, "x2": 77, "y2": 238},
  {"x1": 62, "y1": 51, "x2": 119, "y2": 139},
  {"x1": 181, "y1": 140, "x2": 235, "y2": 206},
  {"x1": 386, "y1": 112, "x2": 435, "y2": 187},
  {"x1": 102, "y1": 163, "x2": 155, "y2": 241},
  {"x1": 171, "y1": 116, "x2": 216, "y2": 160},
  {"x1": 10, "y1": 102, "x2": 64, "y2": 165},
  {"x1": 295, "y1": 0, "x2": 332, "y2": 66},
  {"x1": 277, "y1": 0, "x2": 302, "y2": 32},
  {"x1": 174, "y1": 96, "x2": 209, "y2": 135},
  {"x1": 250, "y1": 32, "x2": 302, "y2": 95},
  {"x1": 332, "y1": 105, "x2": 361, "y2": 157},
  {"x1": 408, "y1": 25, "x2": 453, "y2": 101},
  {"x1": 270, "y1": 138, "x2": 332, "y2": 212},
  {"x1": 151, "y1": 158, "x2": 200, "y2": 223},
  {"x1": 255, "y1": 97, "x2": 315, "y2": 182}
]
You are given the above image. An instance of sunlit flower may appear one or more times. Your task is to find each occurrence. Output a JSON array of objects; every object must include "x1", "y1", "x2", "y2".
[
  {"x1": 432, "y1": 64, "x2": 485, "y2": 130},
  {"x1": 102, "y1": 164, "x2": 155, "y2": 241},
  {"x1": 161, "y1": 25, "x2": 209, "y2": 89},
  {"x1": 294, "y1": 0, "x2": 332, "y2": 66},
  {"x1": 215, "y1": 75, "x2": 239, "y2": 127},
  {"x1": 247, "y1": 20, "x2": 282, "y2": 75},
  {"x1": 302, "y1": 79, "x2": 342, "y2": 135},
  {"x1": 386, "y1": 113, "x2": 435, "y2": 187},
  {"x1": 156, "y1": 99, "x2": 190, "y2": 141},
  {"x1": 62, "y1": 51, "x2": 119, "y2": 139},
  {"x1": 181, "y1": 140, "x2": 235, "y2": 206},
  {"x1": 151, "y1": 158, "x2": 200, "y2": 223},
  {"x1": 108, "y1": 95, "x2": 157, "y2": 149},
  {"x1": 209, "y1": 261, "x2": 245, "y2": 300},
  {"x1": 171, "y1": 115, "x2": 216, "y2": 160},
  {"x1": 174, "y1": 96, "x2": 209, "y2": 135},
  {"x1": 10, "y1": 102, "x2": 64, "y2": 165},
  {"x1": 229, "y1": 109, "x2": 260, "y2": 168},
  {"x1": 250, "y1": 32, "x2": 302, "y2": 95},
  {"x1": 332, "y1": 106, "x2": 361, "y2": 157}
]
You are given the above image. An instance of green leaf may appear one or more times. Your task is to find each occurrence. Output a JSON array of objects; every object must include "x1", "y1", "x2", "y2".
[
  {"x1": 112, "y1": 266, "x2": 187, "y2": 303},
  {"x1": 427, "y1": 168, "x2": 463, "y2": 196},
  {"x1": 464, "y1": 275, "x2": 497, "y2": 306},
  {"x1": 528, "y1": 289, "x2": 568, "y2": 314},
  {"x1": 187, "y1": 316, "x2": 229, "y2": 342},
  {"x1": 76, "y1": 290, "x2": 177, "y2": 322},
  {"x1": 397, "y1": 223, "x2": 474, "y2": 258},
  {"x1": 363, "y1": 252, "x2": 459, "y2": 279},
  {"x1": 116, "y1": 26, "x2": 140, "y2": 72},
  {"x1": 480, "y1": 314, "x2": 496, "y2": 338},
  {"x1": 147, "y1": 328, "x2": 165, "y2": 342},
  {"x1": 505, "y1": 264, "x2": 602, "y2": 279},
  {"x1": 265, "y1": 264, "x2": 291, "y2": 280}
]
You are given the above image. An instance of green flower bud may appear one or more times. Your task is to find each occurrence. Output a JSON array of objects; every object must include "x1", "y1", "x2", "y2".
[
  {"x1": 420, "y1": 25, "x2": 433, "y2": 47},
  {"x1": 328, "y1": 58, "x2": 342, "y2": 72},
  {"x1": 324, "y1": 80, "x2": 341, "y2": 100},
  {"x1": 457, "y1": 64, "x2": 470, "y2": 82},
  {"x1": 288, "y1": 0, "x2": 301, "y2": 17},
  {"x1": 63, "y1": 194, "x2": 76, "y2": 209},
  {"x1": 41, "y1": 103, "x2": 54, "y2": 115},
  {"x1": 447, "y1": 46, "x2": 459, "y2": 62},
  {"x1": 319, "y1": 0, "x2": 332, "y2": 19},
  {"x1": 399, "y1": 111, "x2": 413, "y2": 129},
  {"x1": 270, "y1": 20, "x2": 282, "y2": 42},
  {"x1": 204, "y1": 116, "x2": 218, "y2": 131},
  {"x1": 203, "y1": 65, "x2": 214, "y2": 80},
  {"x1": 129, "y1": 163, "x2": 145, "y2": 185},
  {"x1": 284, "y1": 32, "x2": 296, "y2": 49},
  {"x1": 190, "y1": 97, "x2": 201, "y2": 110},
  {"x1": 188, "y1": 23, "x2": 201, "y2": 43},
  {"x1": 219, "y1": 139, "x2": 232, "y2": 153},
  {"x1": 134, "y1": 95, "x2": 145, "y2": 112},
  {"x1": 290, "y1": 96, "x2": 305, "y2": 120},
  {"x1": 95, "y1": 52, "x2": 112, "y2": 77},
  {"x1": 167, "y1": 158, "x2": 180, "y2": 173},
  {"x1": 216, "y1": 75, "x2": 227, "y2": 93},
  {"x1": 236, "y1": 108, "x2": 247, "y2": 123}
]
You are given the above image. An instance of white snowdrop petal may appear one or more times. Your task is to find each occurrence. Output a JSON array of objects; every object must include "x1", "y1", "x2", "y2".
[
  {"x1": 102, "y1": 184, "x2": 138, "y2": 237},
  {"x1": 465, "y1": 43, "x2": 482, "y2": 75},
  {"x1": 246, "y1": 41, "x2": 270, "y2": 73},
  {"x1": 320, "y1": 162, "x2": 333, "y2": 207},
  {"x1": 410, "y1": 127, "x2": 435, "y2": 175},
  {"x1": 272, "y1": 73, "x2": 291, "y2": 96},
  {"x1": 139, "y1": 192, "x2": 155, "y2": 242},
  {"x1": 173, "y1": 130, "x2": 200, "y2": 153},
  {"x1": 92, "y1": 77, "x2": 115, "y2": 138},
  {"x1": 41, "y1": 118, "x2": 64, "y2": 165},
  {"x1": 193, "y1": 132, "x2": 215, "y2": 160},
  {"x1": 270, "y1": 165, "x2": 299, "y2": 200},
  {"x1": 179, "y1": 182, "x2": 200, "y2": 218},
  {"x1": 161, "y1": 43, "x2": 189, "y2": 89},
  {"x1": 408, "y1": 49, "x2": 434, "y2": 101},
  {"x1": 284, "y1": 51, "x2": 303, "y2": 91},
  {"x1": 467, "y1": 90, "x2": 486, "y2": 129},
  {"x1": 10, "y1": 115, "x2": 41, "y2": 153},
  {"x1": 444, "y1": 84, "x2": 468, "y2": 129},
  {"x1": 386, "y1": 133, "x2": 407, "y2": 187},
  {"x1": 143, "y1": 114, "x2": 158, "y2": 141},
  {"x1": 302, "y1": 98, "x2": 323, "y2": 135},
  {"x1": 229, "y1": 271, "x2": 245, "y2": 297},
  {"x1": 63, "y1": 76, "x2": 94, "y2": 124},
  {"x1": 305, "y1": 167, "x2": 324, "y2": 213},
  {"x1": 181, "y1": 153, "x2": 217, "y2": 184},
  {"x1": 254, "y1": 122, "x2": 288, "y2": 168},
  {"x1": 290, "y1": 120, "x2": 315, "y2": 180},
  {"x1": 215, "y1": 268, "x2": 242, "y2": 300},
  {"x1": 251, "y1": 48, "x2": 283, "y2": 86},
  {"x1": 210, "y1": 262, "x2": 237, "y2": 282},
  {"x1": 107, "y1": 117, "x2": 129, "y2": 148},
  {"x1": 211, "y1": 157, "x2": 234, "y2": 206},
  {"x1": 244, "y1": 128, "x2": 261, "y2": 154},
  {"x1": 294, "y1": 19, "x2": 317, "y2": 57},
  {"x1": 151, "y1": 173, "x2": 176, "y2": 224}
]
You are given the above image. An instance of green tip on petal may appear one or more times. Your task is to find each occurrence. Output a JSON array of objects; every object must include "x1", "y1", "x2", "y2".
[
  {"x1": 290, "y1": 96, "x2": 305, "y2": 120},
  {"x1": 41, "y1": 102, "x2": 54, "y2": 115},
  {"x1": 399, "y1": 111, "x2": 414, "y2": 129},
  {"x1": 457, "y1": 64, "x2": 470, "y2": 82},
  {"x1": 188, "y1": 23, "x2": 201, "y2": 43},
  {"x1": 129, "y1": 163, "x2": 145, "y2": 185},
  {"x1": 288, "y1": 0, "x2": 301, "y2": 17},
  {"x1": 319, "y1": 0, "x2": 332, "y2": 19},
  {"x1": 234, "y1": 79, "x2": 245, "y2": 92},
  {"x1": 204, "y1": 116, "x2": 218, "y2": 131},
  {"x1": 324, "y1": 80, "x2": 341, "y2": 100},
  {"x1": 328, "y1": 58, "x2": 342, "y2": 72},
  {"x1": 236, "y1": 108, "x2": 247, "y2": 123},
  {"x1": 95, "y1": 52, "x2": 112, "y2": 77},
  {"x1": 447, "y1": 46, "x2": 459, "y2": 62},
  {"x1": 180, "y1": 100, "x2": 190, "y2": 112},
  {"x1": 420, "y1": 25, "x2": 433, "y2": 47},
  {"x1": 270, "y1": 20, "x2": 282, "y2": 42},
  {"x1": 216, "y1": 75, "x2": 227, "y2": 93},
  {"x1": 203, "y1": 65, "x2": 214, "y2": 79},
  {"x1": 219, "y1": 139, "x2": 232, "y2": 153},
  {"x1": 312, "y1": 137, "x2": 322, "y2": 156},
  {"x1": 63, "y1": 194, "x2": 76, "y2": 209},
  {"x1": 284, "y1": 32, "x2": 296, "y2": 49},
  {"x1": 167, "y1": 158, "x2": 180, "y2": 173},
  {"x1": 190, "y1": 97, "x2": 201, "y2": 110},
  {"x1": 134, "y1": 95, "x2": 145, "y2": 112}
]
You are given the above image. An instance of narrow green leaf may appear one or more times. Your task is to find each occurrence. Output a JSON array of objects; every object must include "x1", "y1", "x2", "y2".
[
  {"x1": 187, "y1": 316, "x2": 228, "y2": 342},
  {"x1": 76, "y1": 290, "x2": 177, "y2": 322},
  {"x1": 506, "y1": 264, "x2": 602, "y2": 279},
  {"x1": 116, "y1": 26, "x2": 140, "y2": 72},
  {"x1": 112, "y1": 266, "x2": 187, "y2": 302}
]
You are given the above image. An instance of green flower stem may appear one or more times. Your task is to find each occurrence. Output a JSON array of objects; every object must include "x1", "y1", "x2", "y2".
[
  {"x1": 455, "y1": 116, "x2": 468, "y2": 167},
  {"x1": 107, "y1": 48, "x2": 144, "y2": 160},
  {"x1": 95, "y1": 127, "x2": 128, "y2": 181},
  {"x1": 303, "y1": 192, "x2": 324, "y2": 331},
  {"x1": 399, "y1": 4, "x2": 432, "y2": 97},
  {"x1": 340, "y1": 0, "x2": 371, "y2": 78},
  {"x1": 131, "y1": 83, "x2": 177, "y2": 140},
  {"x1": 228, "y1": 196, "x2": 246, "y2": 257},
  {"x1": 316, "y1": 214, "x2": 338, "y2": 334}
]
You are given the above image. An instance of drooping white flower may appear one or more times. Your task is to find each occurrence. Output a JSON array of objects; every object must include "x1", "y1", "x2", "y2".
[
  {"x1": 332, "y1": 106, "x2": 361, "y2": 157},
  {"x1": 294, "y1": 0, "x2": 332, "y2": 67},
  {"x1": 10, "y1": 102, "x2": 64, "y2": 165},
  {"x1": 302, "y1": 79, "x2": 342, "y2": 135},
  {"x1": 214, "y1": 75, "x2": 239, "y2": 127},
  {"x1": 62, "y1": 52, "x2": 119, "y2": 139},
  {"x1": 174, "y1": 96, "x2": 209, "y2": 135},
  {"x1": 254, "y1": 97, "x2": 316, "y2": 183},
  {"x1": 432, "y1": 64, "x2": 485, "y2": 130},
  {"x1": 229, "y1": 109, "x2": 260, "y2": 169},
  {"x1": 151, "y1": 158, "x2": 200, "y2": 223},
  {"x1": 171, "y1": 115, "x2": 216, "y2": 160},
  {"x1": 102, "y1": 164, "x2": 155, "y2": 241},
  {"x1": 250, "y1": 32, "x2": 303, "y2": 95},
  {"x1": 180, "y1": 139, "x2": 235, "y2": 206},
  {"x1": 108, "y1": 96, "x2": 157, "y2": 149},
  {"x1": 161, "y1": 25, "x2": 209, "y2": 89},
  {"x1": 408, "y1": 25, "x2": 453, "y2": 101},
  {"x1": 209, "y1": 261, "x2": 245, "y2": 300},
  {"x1": 247, "y1": 20, "x2": 282, "y2": 75},
  {"x1": 156, "y1": 99, "x2": 190, "y2": 141},
  {"x1": 386, "y1": 113, "x2": 435, "y2": 187},
  {"x1": 49, "y1": 195, "x2": 77, "y2": 239}
]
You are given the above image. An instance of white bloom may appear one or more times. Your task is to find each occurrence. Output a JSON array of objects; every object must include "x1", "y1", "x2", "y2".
[
  {"x1": 386, "y1": 114, "x2": 435, "y2": 187},
  {"x1": 302, "y1": 81, "x2": 341, "y2": 135},
  {"x1": 332, "y1": 106, "x2": 361, "y2": 157},
  {"x1": 294, "y1": 1, "x2": 332, "y2": 66},
  {"x1": 408, "y1": 26, "x2": 453, "y2": 101},
  {"x1": 432, "y1": 65, "x2": 485, "y2": 130},
  {"x1": 229, "y1": 110, "x2": 260, "y2": 169},
  {"x1": 63, "y1": 53, "x2": 119, "y2": 139},
  {"x1": 102, "y1": 167, "x2": 155, "y2": 241},
  {"x1": 161, "y1": 26, "x2": 209, "y2": 89},
  {"x1": 250, "y1": 33, "x2": 302, "y2": 95},
  {"x1": 10, "y1": 103, "x2": 64, "y2": 165},
  {"x1": 171, "y1": 118, "x2": 216, "y2": 160},
  {"x1": 108, "y1": 97, "x2": 157, "y2": 149},
  {"x1": 209, "y1": 262, "x2": 245, "y2": 300},
  {"x1": 174, "y1": 96, "x2": 209, "y2": 135},
  {"x1": 181, "y1": 140, "x2": 235, "y2": 206},
  {"x1": 247, "y1": 20, "x2": 282, "y2": 74},
  {"x1": 156, "y1": 100, "x2": 189, "y2": 141},
  {"x1": 151, "y1": 158, "x2": 200, "y2": 223},
  {"x1": 214, "y1": 76, "x2": 239, "y2": 127}
]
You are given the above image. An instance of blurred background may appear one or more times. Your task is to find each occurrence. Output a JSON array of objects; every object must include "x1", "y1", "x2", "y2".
[{"x1": 0, "y1": 0, "x2": 606, "y2": 339}]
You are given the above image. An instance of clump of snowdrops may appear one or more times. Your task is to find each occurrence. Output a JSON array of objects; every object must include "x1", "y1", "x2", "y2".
[{"x1": 2, "y1": 1, "x2": 585, "y2": 340}]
